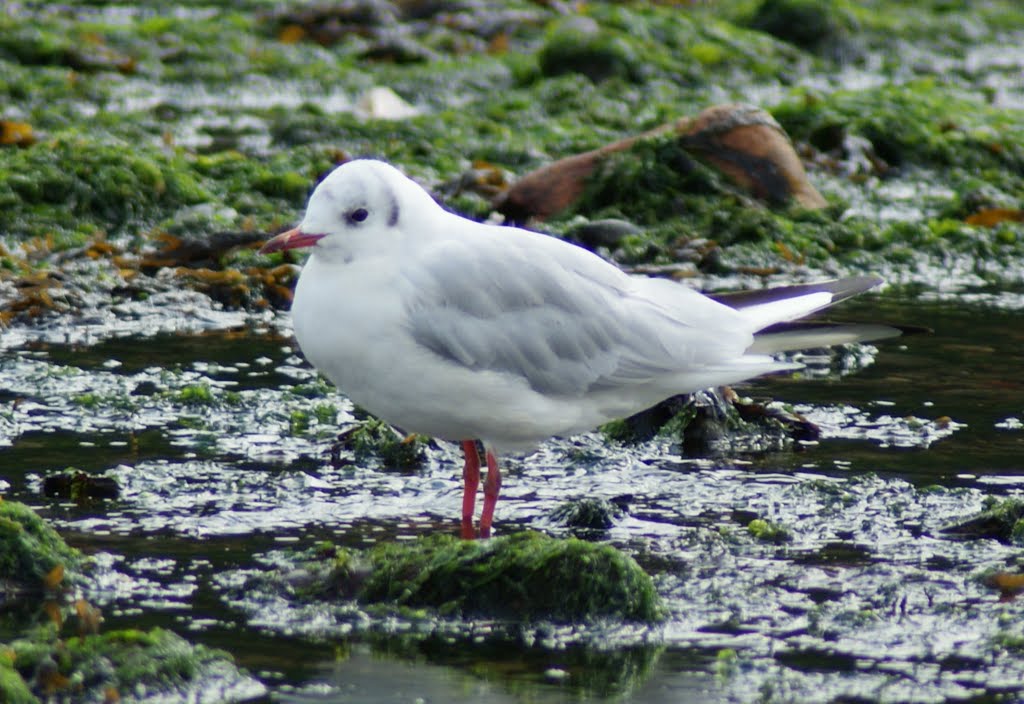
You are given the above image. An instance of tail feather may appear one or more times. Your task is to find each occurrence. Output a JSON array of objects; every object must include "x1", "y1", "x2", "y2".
[{"x1": 748, "y1": 321, "x2": 904, "y2": 354}]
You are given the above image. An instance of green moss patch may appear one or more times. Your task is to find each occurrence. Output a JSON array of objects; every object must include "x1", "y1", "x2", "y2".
[
  {"x1": 0, "y1": 500, "x2": 81, "y2": 593},
  {"x1": 775, "y1": 81, "x2": 1024, "y2": 181},
  {"x1": 747, "y1": 518, "x2": 793, "y2": 544},
  {"x1": 3, "y1": 627, "x2": 256, "y2": 704},
  {"x1": 361, "y1": 533, "x2": 663, "y2": 622},
  {"x1": 275, "y1": 533, "x2": 664, "y2": 624},
  {"x1": 0, "y1": 136, "x2": 335, "y2": 248},
  {"x1": 332, "y1": 418, "x2": 427, "y2": 470},
  {"x1": 941, "y1": 496, "x2": 1024, "y2": 543}
]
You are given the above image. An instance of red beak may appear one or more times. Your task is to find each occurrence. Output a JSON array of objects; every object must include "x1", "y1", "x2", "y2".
[{"x1": 260, "y1": 227, "x2": 325, "y2": 254}]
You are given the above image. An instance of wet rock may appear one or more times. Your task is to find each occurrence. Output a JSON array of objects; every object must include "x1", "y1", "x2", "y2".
[
  {"x1": 678, "y1": 104, "x2": 828, "y2": 209},
  {"x1": 253, "y1": 533, "x2": 664, "y2": 624},
  {"x1": 359, "y1": 32, "x2": 438, "y2": 63},
  {"x1": 565, "y1": 218, "x2": 642, "y2": 250},
  {"x1": 679, "y1": 390, "x2": 819, "y2": 456},
  {"x1": 601, "y1": 394, "x2": 693, "y2": 445},
  {"x1": 550, "y1": 497, "x2": 626, "y2": 540},
  {"x1": 792, "y1": 541, "x2": 874, "y2": 566},
  {"x1": 0, "y1": 500, "x2": 82, "y2": 595},
  {"x1": 42, "y1": 468, "x2": 119, "y2": 503},
  {"x1": 496, "y1": 103, "x2": 826, "y2": 223},
  {"x1": 0, "y1": 25, "x2": 136, "y2": 74},
  {"x1": 603, "y1": 388, "x2": 818, "y2": 456},
  {"x1": 264, "y1": 0, "x2": 545, "y2": 58},
  {"x1": 131, "y1": 380, "x2": 160, "y2": 396}
]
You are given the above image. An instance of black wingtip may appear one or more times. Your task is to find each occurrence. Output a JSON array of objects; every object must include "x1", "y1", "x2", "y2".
[{"x1": 710, "y1": 275, "x2": 884, "y2": 310}]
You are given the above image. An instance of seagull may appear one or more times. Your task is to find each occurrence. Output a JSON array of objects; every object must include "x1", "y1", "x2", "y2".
[{"x1": 261, "y1": 159, "x2": 892, "y2": 539}]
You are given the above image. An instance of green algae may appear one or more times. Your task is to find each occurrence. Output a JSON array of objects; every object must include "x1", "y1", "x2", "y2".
[
  {"x1": 2, "y1": 2, "x2": 1024, "y2": 701},
  {"x1": 3, "y1": 627, "x2": 247, "y2": 704},
  {"x1": 288, "y1": 404, "x2": 336, "y2": 436},
  {"x1": 66, "y1": 629, "x2": 215, "y2": 690},
  {"x1": 942, "y1": 496, "x2": 1024, "y2": 544},
  {"x1": 0, "y1": 135, "x2": 335, "y2": 250},
  {"x1": 0, "y1": 137, "x2": 207, "y2": 244},
  {"x1": 538, "y1": 17, "x2": 644, "y2": 84},
  {"x1": 571, "y1": 132, "x2": 728, "y2": 226},
  {"x1": 747, "y1": 518, "x2": 793, "y2": 544},
  {"x1": 360, "y1": 532, "x2": 664, "y2": 623},
  {"x1": 334, "y1": 418, "x2": 426, "y2": 470},
  {"x1": 0, "y1": 504, "x2": 256, "y2": 701},
  {"x1": 746, "y1": 0, "x2": 862, "y2": 61},
  {"x1": 0, "y1": 500, "x2": 81, "y2": 592},
  {"x1": 775, "y1": 81, "x2": 1024, "y2": 181},
  {"x1": 274, "y1": 533, "x2": 664, "y2": 624},
  {"x1": 551, "y1": 498, "x2": 624, "y2": 538},
  {"x1": 0, "y1": 655, "x2": 36, "y2": 704},
  {"x1": 724, "y1": 0, "x2": 1024, "y2": 50}
]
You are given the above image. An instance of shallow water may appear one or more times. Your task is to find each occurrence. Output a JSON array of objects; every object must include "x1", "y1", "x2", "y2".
[{"x1": 3, "y1": 290, "x2": 1024, "y2": 703}]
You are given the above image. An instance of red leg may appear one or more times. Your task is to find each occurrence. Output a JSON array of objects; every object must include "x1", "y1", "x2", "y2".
[
  {"x1": 478, "y1": 448, "x2": 502, "y2": 539},
  {"x1": 461, "y1": 440, "x2": 480, "y2": 540}
]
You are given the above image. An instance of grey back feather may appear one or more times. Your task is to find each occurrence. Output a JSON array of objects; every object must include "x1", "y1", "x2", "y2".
[{"x1": 401, "y1": 235, "x2": 749, "y2": 396}]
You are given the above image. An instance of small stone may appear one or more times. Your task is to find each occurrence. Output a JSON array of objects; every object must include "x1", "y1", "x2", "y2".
[
  {"x1": 565, "y1": 218, "x2": 641, "y2": 250},
  {"x1": 355, "y1": 86, "x2": 421, "y2": 120}
]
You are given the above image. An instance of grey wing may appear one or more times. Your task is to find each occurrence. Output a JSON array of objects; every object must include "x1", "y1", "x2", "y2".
[{"x1": 401, "y1": 234, "x2": 750, "y2": 397}]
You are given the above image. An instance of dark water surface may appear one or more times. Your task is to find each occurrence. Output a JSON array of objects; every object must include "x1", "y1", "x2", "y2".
[{"x1": 3, "y1": 292, "x2": 1024, "y2": 703}]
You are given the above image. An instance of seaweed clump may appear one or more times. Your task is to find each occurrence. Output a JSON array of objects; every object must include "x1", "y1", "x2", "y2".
[
  {"x1": 0, "y1": 499, "x2": 81, "y2": 594},
  {"x1": 360, "y1": 532, "x2": 664, "y2": 623}
]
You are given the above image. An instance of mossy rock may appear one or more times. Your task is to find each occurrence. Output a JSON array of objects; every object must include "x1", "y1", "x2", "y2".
[
  {"x1": 360, "y1": 532, "x2": 664, "y2": 623},
  {"x1": 748, "y1": 0, "x2": 863, "y2": 62},
  {"x1": 603, "y1": 391, "x2": 811, "y2": 456},
  {"x1": 4, "y1": 627, "x2": 258, "y2": 703},
  {"x1": 551, "y1": 498, "x2": 625, "y2": 539},
  {"x1": 572, "y1": 132, "x2": 724, "y2": 227},
  {"x1": 0, "y1": 500, "x2": 81, "y2": 594},
  {"x1": 538, "y1": 17, "x2": 643, "y2": 83}
]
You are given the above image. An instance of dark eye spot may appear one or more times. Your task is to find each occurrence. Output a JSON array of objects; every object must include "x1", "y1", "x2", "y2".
[{"x1": 348, "y1": 207, "x2": 369, "y2": 223}]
